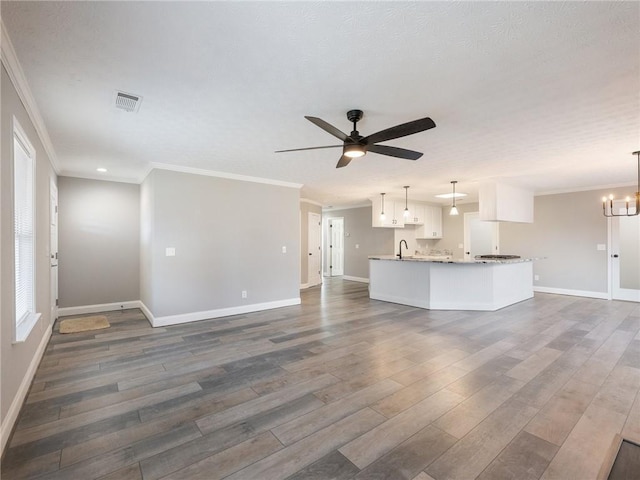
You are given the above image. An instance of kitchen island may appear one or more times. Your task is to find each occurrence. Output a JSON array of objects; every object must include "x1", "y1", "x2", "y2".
[{"x1": 369, "y1": 256, "x2": 534, "y2": 311}]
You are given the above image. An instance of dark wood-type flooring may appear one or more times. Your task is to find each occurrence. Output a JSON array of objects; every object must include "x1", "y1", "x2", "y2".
[{"x1": 2, "y1": 279, "x2": 639, "y2": 479}]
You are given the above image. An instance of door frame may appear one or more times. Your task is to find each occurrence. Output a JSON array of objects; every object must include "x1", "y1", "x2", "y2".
[
  {"x1": 609, "y1": 214, "x2": 640, "y2": 302},
  {"x1": 307, "y1": 212, "x2": 322, "y2": 287},
  {"x1": 50, "y1": 180, "x2": 58, "y2": 324}
]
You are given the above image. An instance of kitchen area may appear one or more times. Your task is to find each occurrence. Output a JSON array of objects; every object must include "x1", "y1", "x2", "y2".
[{"x1": 366, "y1": 182, "x2": 537, "y2": 311}]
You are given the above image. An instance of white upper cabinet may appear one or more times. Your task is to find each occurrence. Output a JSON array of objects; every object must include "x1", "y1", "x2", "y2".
[
  {"x1": 371, "y1": 197, "x2": 405, "y2": 228},
  {"x1": 371, "y1": 198, "x2": 440, "y2": 233},
  {"x1": 404, "y1": 202, "x2": 425, "y2": 225},
  {"x1": 479, "y1": 182, "x2": 533, "y2": 223},
  {"x1": 416, "y1": 205, "x2": 443, "y2": 238}
]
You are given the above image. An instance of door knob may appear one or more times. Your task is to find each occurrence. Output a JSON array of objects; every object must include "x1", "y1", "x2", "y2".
[
  {"x1": 309, "y1": 253, "x2": 312, "y2": 256},
  {"x1": 612, "y1": 254, "x2": 619, "y2": 258}
]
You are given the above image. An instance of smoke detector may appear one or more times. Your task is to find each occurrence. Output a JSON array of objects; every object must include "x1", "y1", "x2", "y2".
[{"x1": 114, "y1": 91, "x2": 142, "y2": 112}]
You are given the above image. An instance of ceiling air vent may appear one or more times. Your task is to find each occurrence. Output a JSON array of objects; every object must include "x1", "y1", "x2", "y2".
[{"x1": 114, "y1": 91, "x2": 142, "y2": 112}]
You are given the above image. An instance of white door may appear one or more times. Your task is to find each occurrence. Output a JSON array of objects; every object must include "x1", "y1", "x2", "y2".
[
  {"x1": 307, "y1": 212, "x2": 322, "y2": 286},
  {"x1": 464, "y1": 212, "x2": 499, "y2": 260},
  {"x1": 611, "y1": 214, "x2": 640, "y2": 301},
  {"x1": 324, "y1": 218, "x2": 345, "y2": 276},
  {"x1": 331, "y1": 218, "x2": 344, "y2": 276},
  {"x1": 50, "y1": 181, "x2": 59, "y2": 323}
]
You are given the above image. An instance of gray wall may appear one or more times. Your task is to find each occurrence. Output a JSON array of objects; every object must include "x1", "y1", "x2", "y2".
[
  {"x1": 141, "y1": 169, "x2": 300, "y2": 317},
  {"x1": 500, "y1": 189, "x2": 625, "y2": 293},
  {"x1": 300, "y1": 201, "x2": 322, "y2": 285},
  {"x1": 1, "y1": 64, "x2": 56, "y2": 428},
  {"x1": 57, "y1": 176, "x2": 140, "y2": 308},
  {"x1": 324, "y1": 206, "x2": 394, "y2": 279}
]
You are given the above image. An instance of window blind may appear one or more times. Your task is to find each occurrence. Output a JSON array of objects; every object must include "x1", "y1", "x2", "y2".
[{"x1": 14, "y1": 134, "x2": 35, "y2": 326}]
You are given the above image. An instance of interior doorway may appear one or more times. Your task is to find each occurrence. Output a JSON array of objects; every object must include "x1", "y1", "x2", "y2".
[
  {"x1": 307, "y1": 212, "x2": 322, "y2": 287},
  {"x1": 323, "y1": 217, "x2": 344, "y2": 277},
  {"x1": 464, "y1": 212, "x2": 499, "y2": 260},
  {"x1": 611, "y1": 214, "x2": 640, "y2": 301},
  {"x1": 50, "y1": 180, "x2": 58, "y2": 324}
]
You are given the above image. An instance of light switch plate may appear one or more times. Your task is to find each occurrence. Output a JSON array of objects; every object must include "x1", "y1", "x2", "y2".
[
  {"x1": 282, "y1": 246, "x2": 287, "y2": 253},
  {"x1": 165, "y1": 247, "x2": 176, "y2": 257},
  {"x1": 596, "y1": 244, "x2": 606, "y2": 251},
  {"x1": 355, "y1": 244, "x2": 359, "y2": 249}
]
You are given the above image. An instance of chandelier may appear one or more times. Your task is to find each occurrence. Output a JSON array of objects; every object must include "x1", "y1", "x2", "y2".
[{"x1": 602, "y1": 151, "x2": 640, "y2": 217}]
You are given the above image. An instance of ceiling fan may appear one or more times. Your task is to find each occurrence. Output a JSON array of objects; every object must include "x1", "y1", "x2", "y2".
[{"x1": 275, "y1": 109, "x2": 436, "y2": 168}]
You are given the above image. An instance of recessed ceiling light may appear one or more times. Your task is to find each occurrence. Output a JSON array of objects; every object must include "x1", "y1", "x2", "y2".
[
  {"x1": 435, "y1": 192, "x2": 467, "y2": 199},
  {"x1": 96, "y1": 167, "x2": 107, "y2": 173}
]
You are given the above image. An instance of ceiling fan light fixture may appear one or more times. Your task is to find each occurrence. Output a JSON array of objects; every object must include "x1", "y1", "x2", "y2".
[{"x1": 344, "y1": 144, "x2": 366, "y2": 158}]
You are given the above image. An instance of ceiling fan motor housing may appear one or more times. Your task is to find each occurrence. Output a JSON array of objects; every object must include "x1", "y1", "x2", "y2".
[{"x1": 346, "y1": 109, "x2": 364, "y2": 123}]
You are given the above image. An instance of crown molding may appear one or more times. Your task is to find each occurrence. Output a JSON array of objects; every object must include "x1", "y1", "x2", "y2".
[
  {"x1": 536, "y1": 181, "x2": 637, "y2": 197},
  {"x1": 1, "y1": 20, "x2": 60, "y2": 173},
  {"x1": 300, "y1": 197, "x2": 323, "y2": 207},
  {"x1": 323, "y1": 202, "x2": 371, "y2": 212},
  {"x1": 146, "y1": 162, "x2": 303, "y2": 189}
]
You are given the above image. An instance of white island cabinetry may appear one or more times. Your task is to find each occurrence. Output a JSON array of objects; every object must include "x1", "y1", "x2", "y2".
[{"x1": 369, "y1": 256, "x2": 534, "y2": 311}]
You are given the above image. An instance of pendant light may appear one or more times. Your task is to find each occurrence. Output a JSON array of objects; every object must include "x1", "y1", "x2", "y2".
[
  {"x1": 602, "y1": 151, "x2": 640, "y2": 217},
  {"x1": 403, "y1": 186, "x2": 410, "y2": 218},
  {"x1": 449, "y1": 181, "x2": 459, "y2": 216},
  {"x1": 380, "y1": 193, "x2": 386, "y2": 221}
]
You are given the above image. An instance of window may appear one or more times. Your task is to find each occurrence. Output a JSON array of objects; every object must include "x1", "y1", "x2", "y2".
[{"x1": 13, "y1": 117, "x2": 40, "y2": 342}]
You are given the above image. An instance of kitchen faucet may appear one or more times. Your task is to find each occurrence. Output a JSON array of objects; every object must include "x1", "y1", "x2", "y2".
[{"x1": 397, "y1": 239, "x2": 408, "y2": 260}]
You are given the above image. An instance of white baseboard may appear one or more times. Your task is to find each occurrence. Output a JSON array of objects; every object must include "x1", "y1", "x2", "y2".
[
  {"x1": 534, "y1": 286, "x2": 609, "y2": 300},
  {"x1": 1, "y1": 324, "x2": 52, "y2": 454},
  {"x1": 343, "y1": 276, "x2": 369, "y2": 283},
  {"x1": 147, "y1": 298, "x2": 302, "y2": 327},
  {"x1": 138, "y1": 301, "x2": 155, "y2": 327},
  {"x1": 300, "y1": 283, "x2": 310, "y2": 289},
  {"x1": 58, "y1": 301, "x2": 141, "y2": 317}
]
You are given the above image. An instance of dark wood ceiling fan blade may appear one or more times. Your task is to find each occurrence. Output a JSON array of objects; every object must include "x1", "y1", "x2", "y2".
[
  {"x1": 305, "y1": 116, "x2": 349, "y2": 141},
  {"x1": 336, "y1": 155, "x2": 352, "y2": 168},
  {"x1": 364, "y1": 117, "x2": 436, "y2": 145},
  {"x1": 367, "y1": 144, "x2": 423, "y2": 160},
  {"x1": 275, "y1": 145, "x2": 342, "y2": 153}
]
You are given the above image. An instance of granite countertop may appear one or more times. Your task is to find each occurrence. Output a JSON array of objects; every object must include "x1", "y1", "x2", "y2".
[{"x1": 368, "y1": 255, "x2": 536, "y2": 264}]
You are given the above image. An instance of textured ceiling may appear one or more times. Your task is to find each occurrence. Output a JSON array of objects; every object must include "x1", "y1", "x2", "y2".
[{"x1": 2, "y1": 1, "x2": 639, "y2": 207}]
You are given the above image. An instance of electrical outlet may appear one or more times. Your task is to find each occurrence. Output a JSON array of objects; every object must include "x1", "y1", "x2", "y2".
[
  {"x1": 241, "y1": 290, "x2": 247, "y2": 299},
  {"x1": 355, "y1": 244, "x2": 359, "y2": 249},
  {"x1": 534, "y1": 275, "x2": 539, "y2": 281},
  {"x1": 281, "y1": 246, "x2": 287, "y2": 253}
]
